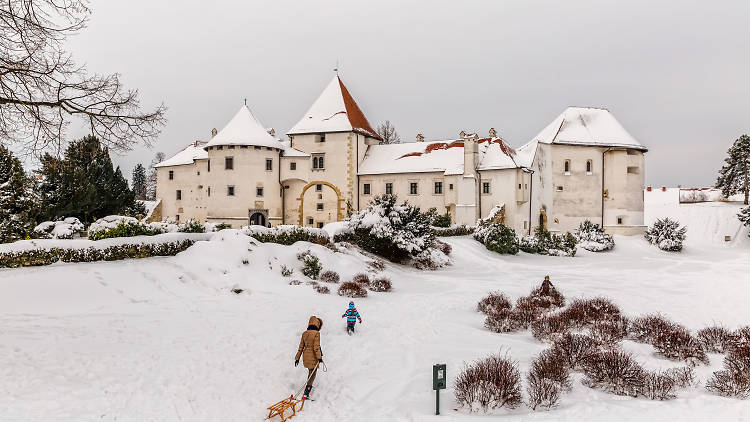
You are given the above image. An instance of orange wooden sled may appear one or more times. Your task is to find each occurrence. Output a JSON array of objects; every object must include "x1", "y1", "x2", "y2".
[{"x1": 266, "y1": 394, "x2": 306, "y2": 422}]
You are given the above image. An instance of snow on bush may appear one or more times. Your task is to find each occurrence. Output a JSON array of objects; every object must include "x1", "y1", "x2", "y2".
[
  {"x1": 738, "y1": 206, "x2": 750, "y2": 237},
  {"x1": 280, "y1": 265, "x2": 293, "y2": 277},
  {"x1": 88, "y1": 216, "x2": 165, "y2": 241},
  {"x1": 178, "y1": 219, "x2": 205, "y2": 233},
  {"x1": 319, "y1": 270, "x2": 340, "y2": 283},
  {"x1": 531, "y1": 313, "x2": 573, "y2": 342},
  {"x1": 314, "y1": 284, "x2": 330, "y2": 294},
  {"x1": 454, "y1": 353, "x2": 523, "y2": 412},
  {"x1": 369, "y1": 277, "x2": 392, "y2": 292},
  {"x1": 665, "y1": 366, "x2": 696, "y2": 389},
  {"x1": 562, "y1": 297, "x2": 621, "y2": 327},
  {"x1": 245, "y1": 225, "x2": 329, "y2": 246},
  {"x1": 521, "y1": 226, "x2": 578, "y2": 256},
  {"x1": 590, "y1": 319, "x2": 628, "y2": 346},
  {"x1": 484, "y1": 309, "x2": 524, "y2": 333},
  {"x1": 412, "y1": 247, "x2": 450, "y2": 270},
  {"x1": 337, "y1": 281, "x2": 368, "y2": 298},
  {"x1": 628, "y1": 315, "x2": 707, "y2": 365},
  {"x1": 33, "y1": 217, "x2": 84, "y2": 239},
  {"x1": 550, "y1": 333, "x2": 599, "y2": 371},
  {"x1": 296, "y1": 250, "x2": 322, "y2": 280},
  {"x1": 518, "y1": 284, "x2": 566, "y2": 311},
  {"x1": 352, "y1": 273, "x2": 370, "y2": 285},
  {"x1": 582, "y1": 349, "x2": 646, "y2": 397},
  {"x1": 336, "y1": 194, "x2": 435, "y2": 263},
  {"x1": 706, "y1": 344, "x2": 750, "y2": 399},
  {"x1": 432, "y1": 224, "x2": 475, "y2": 237},
  {"x1": 426, "y1": 207, "x2": 452, "y2": 228},
  {"x1": 628, "y1": 314, "x2": 675, "y2": 343},
  {"x1": 434, "y1": 239, "x2": 452, "y2": 255},
  {"x1": 698, "y1": 326, "x2": 740, "y2": 353},
  {"x1": 642, "y1": 371, "x2": 677, "y2": 401},
  {"x1": 645, "y1": 218, "x2": 687, "y2": 252},
  {"x1": 288, "y1": 279, "x2": 302, "y2": 285},
  {"x1": 526, "y1": 349, "x2": 571, "y2": 410},
  {"x1": 574, "y1": 220, "x2": 615, "y2": 252},
  {"x1": 473, "y1": 223, "x2": 519, "y2": 255},
  {"x1": 477, "y1": 292, "x2": 512, "y2": 315}
]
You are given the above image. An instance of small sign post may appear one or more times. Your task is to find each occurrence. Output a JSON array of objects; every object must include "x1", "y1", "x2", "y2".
[{"x1": 432, "y1": 364, "x2": 446, "y2": 415}]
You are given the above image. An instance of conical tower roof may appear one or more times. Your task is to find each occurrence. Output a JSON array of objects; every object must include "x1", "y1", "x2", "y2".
[
  {"x1": 205, "y1": 105, "x2": 280, "y2": 149},
  {"x1": 288, "y1": 76, "x2": 382, "y2": 141}
]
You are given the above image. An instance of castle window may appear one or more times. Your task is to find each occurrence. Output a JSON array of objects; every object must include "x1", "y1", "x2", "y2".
[
  {"x1": 176, "y1": 190, "x2": 182, "y2": 200},
  {"x1": 266, "y1": 158, "x2": 273, "y2": 171},
  {"x1": 176, "y1": 214, "x2": 180, "y2": 222},
  {"x1": 385, "y1": 183, "x2": 393, "y2": 195},
  {"x1": 308, "y1": 217, "x2": 314, "y2": 225},
  {"x1": 449, "y1": 183, "x2": 454, "y2": 190},
  {"x1": 317, "y1": 222, "x2": 324, "y2": 228},
  {"x1": 290, "y1": 162, "x2": 296, "y2": 170},
  {"x1": 586, "y1": 160, "x2": 593, "y2": 174},
  {"x1": 564, "y1": 160, "x2": 570, "y2": 174},
  {"x1": 228, "y1": 145, "x2": 235, "y2": 149},
  {"x1": 617, "y1": 217, "x2": 624, "y2": 224},
  {"x1": 319, "y1": 134, "x2": 326, "y2": 143},
  {"x1": 627, "y1": 166, "x2": 640, "y2": 174},
  {"x1": 256, "y1": 187, "x2": 264, "y2": 197},
  {"x1": 240, "y1": 145, "x2": 247, "y2": 149},
  {"x1": 482, "y1": 181, "x2": 491, "y2": 194},
  {"x1": 225, "y1": 156, "x2": 234, "y2": 170},
  {"x1": 207, "y1": 160, "x2": 210, "y2": 172},
  {"x1": 169, "y1": 170, "x2": 174, "y2": 180},
  {"x1": 227, "y1": 186, "x2": 235, "y2": 196},
  {"x1": 316, "y1": 203, "x2": 324, "y2": 211},
  {"x1": 409, "y1": 182, "x2": 418, "y2": 195},
  {"x1": 316, "y1": 183, "x2": 322, "y2": 192},
  {"x1": 434, "y1": 181, "x2": 443, "y2": 194},
  {"x1": 363, "y1": 183, "x2": 371, "y2": 195},
  {"x1": 312, "y1": 153, "x2": 325, "y2": 170},
  {"x1": 217, "y1": 146, "x2": 223, "y2": 150},
  {"x1": 556, "y1": 186, "x2": 564, "y2": 192},
  {"x1": 254, "y1": 146, "x2": 261, "y2": 150},
  {"x1": 208, "y1": 187, "x2": 211, "y2": 197},
  {"x1": 518, "y1": 183, "x2": 522, "y2": 189}
]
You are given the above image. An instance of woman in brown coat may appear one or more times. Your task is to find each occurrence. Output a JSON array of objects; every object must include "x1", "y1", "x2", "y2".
[{"x1": 294, "y1": 316, "x2": 323, "y2": 399}]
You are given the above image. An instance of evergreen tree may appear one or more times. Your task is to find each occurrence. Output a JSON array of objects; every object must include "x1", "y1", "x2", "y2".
[
  {"x1": 738, "y1": 207, "x2": 750, "y2": 235},
  {"x1": 716, "y1": 134, "x2": 750, "y2": 205},
  {"x1": 131, "y1": 163, "x2": 147, "y2": 200},
  {"x1": 37, "y1": 135, "x2": 139, "y2": 223},
  {"x1": 0, "y1": 145, "x2": 38, "y2": 242}
]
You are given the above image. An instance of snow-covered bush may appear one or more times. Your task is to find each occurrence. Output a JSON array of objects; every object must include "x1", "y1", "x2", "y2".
[
  {"x1": 477, "y1": 292, "x2": 512, "y2": 315},
  {"x1": 473, "y1": 223, "x2": 519, "y2": 255},
  {"x1": 645, "y1": 218, "x2": 687, "y2": 252},
  {"x1": 629, "y1": 315, "x2": 707, "y2": 364},
  {"x1": 531, "y1": 313, "x2": 573, "y2": 342},
  {"x1": 336, "y1": 194, "x2": 435, "y2": 263},
  {"x1": 549, "y1": 333, "x2": 599, "y2": 371},
  {"x1": 520, "y1": 226, "x2": 577, "y2": 256},
  {"x1": 178, "y1": 219, "x2": 205, "y2": 233},
  {"x1": 352, "y1": 273, "x2": 370, "y2": 285},
  {"x1": 0, "y1": 239, "x2": 196, "y2": 268},
  {"x1": 518, "y1": 283, "x2": 566, "y2": 311},
  {"x1": 526, "y1": 349, "x2": 571, "y2": 410},
  {"x1": 665, "y1": 366, "x2": 696, "y2": 389},
  {"x1": 246, "y1": 225, "x2": 329, "y2": 246},
  {"x1": 628, "y1": 314, "x2": 675, "y2": 343},
  {"x1": 338, "y1": 281, "x2": 368, "y2": 298},
  {"x1": 590, "y1": 319, "x2": 628, "y2": 346},
  {"x1": 454, "y1": 354, "x2": 523, "y2": 412},
  {"x1": 642, "y1": 371, "x2": 677, "y2": 401},
  {"x1": 738, "y1": 207, "x2": 750, "y2": 237},
  {"x1": 575, "y1": 220, "x2": 615, "y2": 252},
  {"x1": 412, "y1": 247, "x2": 451, "y2": 270},
  {"x1": 33, "y1": 217, "x2": 84, "y2": 239},
  {"x1": 280, "y1": 265, "x2": 293, "y2": 277},
  {"x1": 562, "y1": 297, "x2": 621, "y2": 327},
  {"x1": 484, "y1": 309, "x2": 523, "y2": 333},
  {"x1": 288, "y1": 279, "x2": 302, "y2": 286},
  {"x1": 432, "y1": 225, "x2": 475, "y2": 237},
  {"x1": 426, "y1": 207, "x2": 452, "y2": 228},
  {"x1": 706, "y1": 344, "x2": 750, "y2": 398},
  {"x1": 434, "y1": 239, "x2": 452, "y2": 255},
  {"x1": 369, "y1": 277, "x2": 392, "y2": 292},
  {"x1": 88, "y1": 216, "x2": 164, "y2": 241},
  {"x1": 297, "y1": 251, "x2": 322, "y2": 280},
  {"x1": 582, "y1": 349, "x2": 646, "y2": 397},
  {"x1": 319, "y1": 270, "x2": 340, "y2": 283},
  {"x1": 367, "y1": 259, "x2": 385, "y2": 272},
  {"x1": 314, "y1": 285, "x2": 330, "y2": 294},
  {"x1": 698, "y1": 326, "x2": 740, "y2": 353}
]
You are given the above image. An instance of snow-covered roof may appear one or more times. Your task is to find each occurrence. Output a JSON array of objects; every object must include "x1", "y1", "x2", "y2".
[
  {"x1": 288, "y1": 76, "x2": 382, "y2": 141},
  {"x1": 154, "y1": 142, "x2": 208, "y2": 168},
  {"x1": 530, "y1": 107, "x2": 647, "y2": 151},
  {"x1": 204, "y1": 105, "x2": 281, "y2": 150},
  {"x1": 358, "y1": 136, "x2": 520, "y2": 176},
  {"x1": 278, "y1": 140, "x2": 310, "y2": 158}
]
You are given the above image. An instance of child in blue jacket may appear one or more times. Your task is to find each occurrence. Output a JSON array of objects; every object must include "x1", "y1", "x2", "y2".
[{"x1": 341, "y1": 301, "x2": 362, "y2": 335}]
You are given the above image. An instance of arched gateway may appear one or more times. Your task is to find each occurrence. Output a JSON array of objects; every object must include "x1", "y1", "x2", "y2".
[{"x1": 297, "y1": 180, "x2": 346, "y2": 226}]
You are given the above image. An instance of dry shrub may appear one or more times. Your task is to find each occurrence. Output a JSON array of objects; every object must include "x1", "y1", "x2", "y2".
[
  {"x1": 582, "y1": 349, "x2": 646, "y2": 397},
  {"x1": 526, "y1": 349, "x2": 571, "y2": 410},
  {"x1": 477, "y1": 292, "x2": 512, "y2": 315},
  {"x1": 531, "y1": 313, "x2": 572, "y2": 342},
  {"x1": 319, "y1": 270, "x2": 340, "y2": 283},
  {"x1": 526, "y1": 376, "x2": 562, "y2": 411},
  {"x1": 454, "y1": 354, "x2": 523, "y2": 412},
  {"x1": 338, "y1": 281, "x2": 368, "y2": 298},
  {"x1": 698, "y1": 326, "x2": 738, "y2": 353},
  {"x1": 434, "y1": 239, "x2": 452, "y2": 255},
  {"x1": 485, "y1": 309, "x2": 523, "y2": 333},
  {"x1": 643, "y1": 371, "x2": 677, "y2": 400},
  {"x1": 652, "y1": 324, "x2": 708, "y2": 365},
  {"x1": 369, "y1": 277, "x2": 392, "y2": 292},
  {"x1": 629, "y1": 314, "x2": 674, "y2": 343},
  {"x1": 520, "y1": 285, "x2": 565, "y2": 311},
  {"x1": 550, "y1": 333, "x2": 599, "y2": 370},
  {"x1": 288, "y1": 280, "x2": 302, "y2": 285},
  {"x1": 367, "y1": 259, "x2": 386, "y2": 272},
  {"x1": 734, "y1": 326, "x2": 750, "y2": 347},
  {"x1": 315, "y1": 285, "x2": 330, "y2": 294},
  {"x1": 706, "y1": 344, "x2": 750, "y2": 398},
  {"x1": 664, "y1": 366, "x2": 696, "y2": 388},
  {"x1": 514, "y1": 297, "x2": 544, "y2": 328},
  {"x1": 352, "y1": 273, "x2": 370, "y2": 286},
  {"x1": 563, "y1": 297, "x2": 621, "y2": 327},
  {"x1": 590, "y1": 318, "x2": 628, "y2": 347}
]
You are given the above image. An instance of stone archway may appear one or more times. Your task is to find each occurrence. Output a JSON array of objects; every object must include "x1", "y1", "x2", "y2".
[
  {"x1": 248, "y1": 208, "x2": 269, "y2": 227},
  {"x1": 297, "y1": 180, "x2": 346, "y2": 226}
]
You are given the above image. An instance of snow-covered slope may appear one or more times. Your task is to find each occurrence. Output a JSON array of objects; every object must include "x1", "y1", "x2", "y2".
[{"x1": 0, "y1": 230, "x2": 748, "y2": 421}]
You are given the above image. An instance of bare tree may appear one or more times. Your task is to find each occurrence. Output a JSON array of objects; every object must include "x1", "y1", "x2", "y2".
[
  {"x1": 376, "y1": 120, "x2": 401, "y2": 144},
  {"x1": 146, "y1": 151, "x2": 164, "y2": 200},
  {"x1": 0, "y1": 0, "x2": 166, "y2": 156}
]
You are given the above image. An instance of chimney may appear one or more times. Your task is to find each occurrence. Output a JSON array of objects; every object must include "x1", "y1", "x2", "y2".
[
  {"x1": 489, "y1": 128, "x2": 497, "y2": 138},
  {"x1": 416, "y1": 133, "x2": 425, "y2": 142},
  {"x1": 211, "y1": 128, "x2": 218, "y2": 138},
  {"x1": 461, "y1": 131, "x2": 479, "y2": 176}
]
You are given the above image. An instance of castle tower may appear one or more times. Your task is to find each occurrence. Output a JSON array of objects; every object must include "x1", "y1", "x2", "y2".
[{"x1": 286, "y1": 76, "x2": 382, "y2": 226}]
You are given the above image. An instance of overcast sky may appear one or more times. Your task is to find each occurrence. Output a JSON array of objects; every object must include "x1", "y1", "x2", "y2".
[{"x1": 66, "y1": 0, "x2": 749, "y2": 187}]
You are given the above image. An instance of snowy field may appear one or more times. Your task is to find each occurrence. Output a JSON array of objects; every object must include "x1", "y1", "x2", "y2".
[{"x1": 1, "y1": 204, "x2": 749, "y2": 421}]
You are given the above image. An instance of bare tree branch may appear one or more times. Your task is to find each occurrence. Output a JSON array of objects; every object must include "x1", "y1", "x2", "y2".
[{"x1": 376, "y1": 120, "x2": 400, "y2": 144}]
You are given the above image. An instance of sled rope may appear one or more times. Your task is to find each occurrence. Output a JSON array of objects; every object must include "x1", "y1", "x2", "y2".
[
  {"x1": 293, "y1": 361, "x2": 327, "y2": 400},
  {"x1": 265, "y1": 362, "x2": 328, "y2": 421}
]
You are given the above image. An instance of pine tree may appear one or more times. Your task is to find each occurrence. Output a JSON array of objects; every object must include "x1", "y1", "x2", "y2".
[
  {"x1": 738, "y1": 206, "x2": 750, "y2": 232},
  {"x1": 132, "y1": 163, "x2": 147, "y2": 200},
  {"x1": 0, "y1": 145, "x2": 38, "y2": 242},
  {"x1": 37, "y1": 135, "x2": 139, "y2": 223},
  {"x1": 146, "y1": 151, "x2": 165, "y2": 200},
  {"x1": 716, "y1": 134, "x2": 750, "y2": 205}
]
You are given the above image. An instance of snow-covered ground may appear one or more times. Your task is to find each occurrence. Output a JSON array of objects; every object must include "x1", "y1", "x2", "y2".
[{"x1": 1, "y1": 207, "x2": 749, "y2": 421}]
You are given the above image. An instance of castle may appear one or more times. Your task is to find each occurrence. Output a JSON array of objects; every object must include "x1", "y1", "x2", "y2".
[{"x1": 155, "y1": 75, "x2": 647, "y2": 235}]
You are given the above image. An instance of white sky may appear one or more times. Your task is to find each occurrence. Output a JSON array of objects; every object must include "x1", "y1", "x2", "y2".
[{"x1": 66, "y1": 0, "x2": 750, "y2": 187}]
